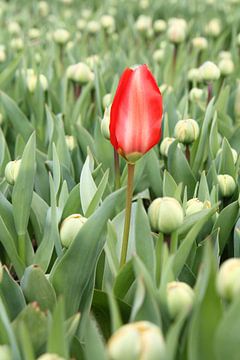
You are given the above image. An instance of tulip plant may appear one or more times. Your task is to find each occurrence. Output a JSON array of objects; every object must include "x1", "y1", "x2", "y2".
[{"x1": 1, "y1": 0, "x2": 240, "y2": 359}]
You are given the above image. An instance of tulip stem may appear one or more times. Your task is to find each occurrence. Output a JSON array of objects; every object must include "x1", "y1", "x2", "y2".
[
  {"x1": 207, "y1": 82, "x2": 213, "y2": 104},
  {"x1": 114, "y1": 149, "x2": 121, "y2": 190},
  {"x1": 156, "y1": 232, "x2": 164, "y2": 287},
  {"x1": 185, "y1": 145, "x2": 190, "y2": 163},
  {"x1": 120, "y1": 163, "x2": 135, "y2": 268}
]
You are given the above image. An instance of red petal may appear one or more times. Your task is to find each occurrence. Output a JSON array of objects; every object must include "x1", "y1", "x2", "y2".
[{"x1": 110, "y1": 64, "x2": 163, "y2": 158}]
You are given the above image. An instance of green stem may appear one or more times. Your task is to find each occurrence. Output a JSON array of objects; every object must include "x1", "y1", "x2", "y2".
[
  {"x1": 114, "y1": 149, "x2": 121, "y2": 190},
  {"x1": 185, "y1": 144, "x2": 190, "y2": 163},
  {"x1": 156, "y1": 232, "x2": 164, "y2": 287},
  {"x1": 120, "y1": 163, "x2": 135, "y2": 268},
  {"x1": 18, "y1": 233, "x2": 26, "y2": 265},
  {"x1": 170, "y1": 231, "x2": 178, "y2": 254}
]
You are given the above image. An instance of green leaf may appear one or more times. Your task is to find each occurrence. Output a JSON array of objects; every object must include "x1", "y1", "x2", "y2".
[
  {"x1": 0, "y1": 55, "x2": 22, "y2": 88},
  {"x1": 218, "y1": 138, "x2": 236, "y2": 177},
  {"x1": 20, "y1": 265, "x2": 56, "y2": 311},
  {"x1": 85, "y1": 169, "x2": 109, "y2": 217},
  {"x1": 135, "y1": 199, "x2": 155, "y2": 280},
  {"x1": 80, "y1": 153, "x2": 97, "y2": 215},
  {"x1": 84, "y1": 316, "x2": 107, "y2": 360},
  {"x1": 0, "y1": 91, "x2": 34, "y2": 141}
]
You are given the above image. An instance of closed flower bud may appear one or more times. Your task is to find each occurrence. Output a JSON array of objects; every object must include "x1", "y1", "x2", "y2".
[
  {"x1": 153, "y1": 49, "x2": 165, "y2": 63},
  {"x1": 218, "y1": 58, "x2": 234, "y2": 76},
  {"x1": 87, "y1": 20, "x2": 101, "y2": 34},
  {"x1": 153, "y1": 19, "x2": 167, "y2": 33},
  {"x1": 82, "y1": 8, "x2": 92, "y2": 19},
  {"x1": 174, "y1": 119, "x2": 199, "y2": 145},
  {"x1": 160, "y1": 137, "x2": 176, "y2": 157},
  {"x1": 0, "y1": 345, "x2": 11, "y2": 360},
  {"x1": 192, "y1": 36, "x2": 208, "y2": 50},
  {"x1": 102, "y1": 93, "x2": 112, "y2": 109},
  {"x1": 0, "y1": 113, "x2": 3, "y2": 125},
  {"x1": 38, "y1": 1, "x2": 49, "y2": 17},
  {"x1": 199, "y1": 61, "x2": 220, "y2": 81},
  {"x1": 8, "y1": 21, "x2": 21, "y2": 34},
  {"x1": 148, "y1": 197, "x2": 184, "y2": 234},
  {"x1": 217, "y1": 258, "x2": 240, "y2": 301},
  {"x1": 135, "y1": 15, "x2": 152, "y2": 33},
  {"x1": 101, "y1": 105, "x2": 111, "y2": 140},
  {"x1": 167, "y1": 281, "x2": 194, "y2": 318},
  {"x1": 65, "y1": 135, "x2": 76, "y2": 151},
  {"x1": 217, "y1": 174, "x2": 236, "y2": 197},
  {"x1": 85, "y1": 54, "x2": 100, "y2": 69},
  {"x1": 107, "y1": 321, "x2": 166, "y2": 360},
  {"x1": 26, "y1": 70, "x2": 48, "y2": 93},
  {"x1": 66, "y1": 62, "x2": 94, "y2": 83},
  {"x1": 37, "y1": 354, "x2": 65, "y2": 360},
  {"x1": 76, "y1": 19, "x2": 86, "y2": 30},
  {"x1": 60, "y1": 214, "x2": 87, "y2": 248},
  {"x1": 167, "y1": 24, "x2": 186, "y2": 44},
  {"x1": 28, "y1": 27, "x2": 41, "y2": 40},
  {"x1": 159, "y1": 83, "x2": 173, "y2": 94},
  {"x1": 53, "y1": 29, "x2": 70, "y2": 45},
  {"x1": 10, "y1": 38, "x2": 24, "y2": 51},
  {"x1": 218, "y1": 51, "x2": 232, "y2": 60},
  {"x1": 189, "y1": 88, "x2": 204, "y2": 102},
  {"x1": 0, "y1": 48, "x2": 6, "y2": 62},
  {"x1": 186, "y1": 198, "x2": 211, "y2": 216},
  {"x1": 5, "y1": 159, "x2": 21, "y2": 185},
  {"x1": 100, "y1": 15, "x2": 115, "y2": 33},
  {"x1": 205, "y1": 18, "x2": 221, "y2": 37},
  {"x1": 188, "y1": 68, "x2": 201, "y2": 82}
]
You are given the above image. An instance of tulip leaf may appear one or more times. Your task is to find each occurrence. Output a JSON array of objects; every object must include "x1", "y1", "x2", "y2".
[
  {"x1": 218, "y1": 138, "x2": 235, "y2": 177},
  {"x1": 0, "y1": 55, "x2": 22, "y2": 88},
  {"x1": 80, "y1": 153, "x2": 97, "y2": 215}
]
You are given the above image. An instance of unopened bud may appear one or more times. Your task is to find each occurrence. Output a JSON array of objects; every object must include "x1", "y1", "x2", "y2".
[
  {"x1": 135, "y1": 15, "x2": 152, "y2": 33},
  {"x1": 0, "y1": 345, "x2": 11, "y2": 360},
  {"x1": 153, "y1": 49, "x2": 165, "y2": 63},
  {"x1": 53, "y1": 29, "x2": 70, "y2": 45},
  {"x1": 188, "y1": 68, "x2": 201, "y2": 82},
  {"x1": 189, "y1": 88, "x2": 204, "y2": 102},
  {"x1": 148, "y1": 197, "x2": 184, "y2": 234},
  {"x1": 66, "y1": 62, "x2": 94, "y2": 83},
  {"x1": 217, "y1": 258, "x2": 240, "y2": 301},
  {"x1": 101, "y1": 105, "x2": 111, "y2": 140},
  {"x1": 217, "y1": 174, "x2": 236, "y2": 197},
  {"x1": 218, "y1": 58, "x2": 234, "y2": 76},
  {"x1": 205, "y1": 18, "x2": 221, "y2": 37},
  {"x1": 37, "y1": 354, "x2": 65, "y2": 360},
  {"x1": 186, "y1": 198, "x2": 211, "y2": 216},
  {"x1": 107, "y1": 321, "x2": 166, "y2": 360},
  {"x1": 199, "y1": 61, "x2": 220, "y2": 81},
  {"x1": 5, "y1": 160, "x2": 21, "y2": 185},
  {"x1": 160, "y1": 137, "x2": 176, "y2": 157},
  {"x1": 192, "y1": 36, "x2": 208, "y2": 50},
  {"x1": 60, "y1": 214, "x2": 87, "y2": 248},
  {"x1": 102, "y1": 93, "x2": 112, "y2": 109},
  {"x1": 167, "y1": 281, "x2": 194, "y2": 318},
  {"x1": 65, "y1": 135, "x2": 76, "y2": 151},
  {"x1": 174, "y1": 119, "x2": 199, "y2": 145},
  {"x1": 153, "y1": 19, "x2": 167, "y2": 33}
]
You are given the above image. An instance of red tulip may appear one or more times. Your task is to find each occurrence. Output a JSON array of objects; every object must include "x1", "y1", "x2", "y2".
[{"x1": 110, "y1": 64, "x2": 163, "y2": 163}]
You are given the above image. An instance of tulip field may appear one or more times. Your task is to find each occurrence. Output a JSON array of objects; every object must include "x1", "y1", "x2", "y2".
[{"x1": 1, "y1": 0, "x2": 240, "y2": 359}]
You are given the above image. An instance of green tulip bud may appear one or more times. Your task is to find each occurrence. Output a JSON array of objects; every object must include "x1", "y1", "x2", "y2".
[
  {"x1": 216, "y1": 258, "x2": 240, "y2": 301},
  {"x1": 153, "y1": 19, "x2": 166, "y2": 33},
  {"x1": 148, "y1": 197, "x2": 184, "y2": 234},
  {"x1": 37, "y1": 354, "x2": 65, "y2": 360},
  {"x1": 199, "y1": 61, "x2": 220, "y2": 81},
  {"x1": 167, "y1": 281, "x2": 194, "y2": 318},
  {"x1": 174, "y1": 119, "x2": 199, "y2": 145},
  {"x1": 189, "y1": 88, "x2": 204, "y2": 102},
  {"x1": 107, "y1": 321, "x2": 166, "y2": 360},
  {"x1": 186, "y1": 198, "x2": 211, "y2": 216},
  {"x1": 0, "y1": 345, "x2": 11, "y2": 360},
  {"x1": 160, "y1": 137, "x2": 176, "y2": 157},
  {"x1": 205, "y1": 18, "x2": 221, "y2": 37},
  {"x1": 53, "y1": 29, "x2": 70, "y2": 45},
  {"x1": 217, "y1": 174, "x2": 236, "y2": 197},
  {"x1": 218, "y1": 58, "x2": 234, "y2": 76},
  {"x1": 65, "y1": 135, "x2": 76, "y2": 151},
  {"x1": 153, "y1": 49, "x2": 165, "y2": 63},
  {"x1": 188, "y1": 68, "x2": 201, "y2": 82},
  {"x1": 101, "y1": 105, "x2": 111, "y2": 140},
  {"x1": 60, "y1": 214, "x2": 87, "y2": 248},
  {"x1": 66, "y1": 62, "x2": 94, "y2": 83},
  {"x1": 4, "y1": 159, "x2": 21, "y2": 185},
  {"x1": 192, "y1": 36, "x2": 208, "y2": 50}
]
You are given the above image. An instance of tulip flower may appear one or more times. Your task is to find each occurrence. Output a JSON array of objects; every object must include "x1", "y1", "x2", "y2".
[{"x1": 110, "y1": 64, "x2": 163, "y2": 267}]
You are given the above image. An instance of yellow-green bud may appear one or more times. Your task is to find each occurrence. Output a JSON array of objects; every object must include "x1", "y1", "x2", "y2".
[
  {"x1": 53, "y1": 29, "x2": 70, "y2": 45},
  {"x1": 153, "y1": 49, "x2": 165, "y2": 63},
  {"x1": 65, "y1": 135, "x2": 76, "y2": 151},
  {"x1": 76, "y1": 19, "x2": 86, "y2": 30},
  {"x1": 188, "y1": 68, "x2": 201, "y2": 82},
  {"x1": 216, "y1": 258, "x2": 240, "y2": 301},
  {"x1": 192, "y1": 36, "x2": 208, "y2": 50},
  {"x1": 0, "y1": 113, "x2": 3, "y2": 125},
  {"x1": 60, "y1": 214, "x2": 87, "y2": 248},
  {"x1": 174, "y1": 119, "x2": 199, "y2": 145},
  {"x1": 0, "y1": 48, "x2": 6, "y2": 63},
  {"x1": 159, "y1": 137, "x2": 176, "y2": 157},
  {"x1": 38, "y1": 1, "x2": 49, "y2": 17},
  {"x1": 218, "y1": 58, "x2": 234, "y2": 76},
  {"x1": 135, "y1": 15, "x2": 152, "y2": 33},
  {"x1": 205, "y1": 18, "x2": 221, "y2": 37},
  {"x1": 82, "y1": 8, "x2": 92, "y2": 19},
  {"x1": 217, "y1": 174, "x2": 236, "y2": 197},
  {"x1": 153, "y1": 19, "x2": 166, "y2": 33},
  {"x1": 199, "y1": 61, "x2": 220, "y2": 81},
  {"x1": 0, "y1": 345, "x2": 11, "y2": 360},
  {"x1": 10, "y1": 38, "x2": 24, "y2": 51},
  {"x1": 100, "y1": 15, "x2": 115, "y2": 34},
  {"x1": 37, "y1": 354, "x2": 65, "y2": 360},
  {"x1": 159, "y1": 83, "x2": 173, "y2": 94},
  {"x1": 26, "y1": 71, "x2": 48, "y2": 93},
  {"x1": 85, "y1": 54, "x2": 99, "y2": 69},
  {"x1": 218, "y1": 51, "x2": 232, "y2": 60},
  {"x1": 87, "y1": 20, "x2": 101, "y2": 34},
  {"x1": 28, "y1": 27, "x2": 41, "y2": 40},
  {"x1": 7, "y1": 21, "x2": 21, "y2": 34},
  {"x1": 107, "y1": 321, "x2": 166, "y2": 360},
  {"x1": 167, "y1": 281, "x2": 194, "y2": 318},
  {"x1": 101, "y1": 105, "x2": 111, "y2": 140},
  {"x1": 167, "y1": 24, "x2": 186, "y2": 44},
  {"x1": 66, "y1": 62, "x2": 94, "y2": 83},
  {"x1": 148, "y1": 197, "x2": 184, "y2": 234},
  {"x1": 4, "y1": 160, "x2": 21, "y2": 185},
  {"x1": 102, "y1": 93, "x2": 112, "y2": 109},
  {"x1": 189, "y1": 88, "x2": 204, "y2": 102},
  {"x1": 186, "y1": 198, "x2": 211, "y2": 216}
]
